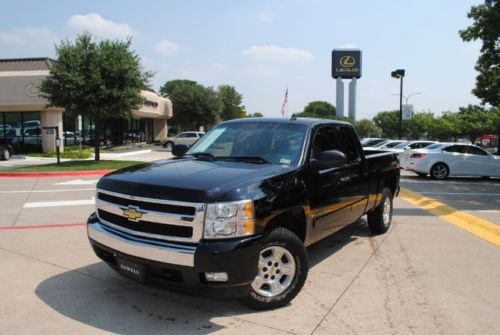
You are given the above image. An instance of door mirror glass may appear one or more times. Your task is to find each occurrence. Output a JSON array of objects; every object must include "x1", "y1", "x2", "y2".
[{"x1": 311, "y1": 149, "x2": 347, "y2": 171}]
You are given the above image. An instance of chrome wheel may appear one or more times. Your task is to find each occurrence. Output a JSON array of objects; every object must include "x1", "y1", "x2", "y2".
[
  {"x1": 383, "y1": 196, "x2": 392, "y2": 227},
  {"x1": 431, "y1": 164, "x2": 448, "y2": 180},
  {"x1": 251, "y1": 246, "x2": 296, "y2": 297}
]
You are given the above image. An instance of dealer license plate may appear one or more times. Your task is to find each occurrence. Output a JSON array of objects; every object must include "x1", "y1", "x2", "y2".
[{"x1": 117, "y1": 258, "x2": 146, "y2": 282}]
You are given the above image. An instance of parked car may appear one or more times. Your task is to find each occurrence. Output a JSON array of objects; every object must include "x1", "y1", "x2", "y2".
[
  {"x1": 88, "y1": 118, "x2": 400, "y2": 310},
  {"x1": 401, "y1": 143, "x2": 500, "y2": 179},
  {"x1": 389, "y1": 140, "x2": 437, "y2": 162},
  {"x1": 162, "y1": 131, "x2": 205, "y2": 150},
  {"x1": 0, "y1": 143, "x2": 13, "y2": 160},
  {"x1": 360, "y1": 138, "x2": 389, "y2": 147}
]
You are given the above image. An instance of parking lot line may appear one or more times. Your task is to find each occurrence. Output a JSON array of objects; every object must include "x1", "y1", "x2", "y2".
[
  {"x1": 399, "y1": 188, "x2": 500, "y2": 247},
  {"x1": 24, "y1": 197, "x2": 95, "y2": 208}
]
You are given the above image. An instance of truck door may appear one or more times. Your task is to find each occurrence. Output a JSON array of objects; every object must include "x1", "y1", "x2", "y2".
[{"x1": 306, "y1": 124, "x2": 368, "y2": 241}]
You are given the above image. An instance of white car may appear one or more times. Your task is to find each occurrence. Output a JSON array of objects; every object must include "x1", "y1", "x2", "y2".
[
  {"x1": 402, "y1": 143, "x2": 500, "y2": 179},
  {"x1": 162, "y1": 131, "x2": 205, "y2": 150},
  {"x1": 390, "y1": 140, "x2": 436, "y2": 163}
]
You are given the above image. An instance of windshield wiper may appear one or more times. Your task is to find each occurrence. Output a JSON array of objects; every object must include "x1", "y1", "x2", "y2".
[
  {"x1": 224, "y1": 156, "x2": 271, "y2": 164},
  {"x1": 191, "y1": 152, "x2": 217, "y2": 161}
]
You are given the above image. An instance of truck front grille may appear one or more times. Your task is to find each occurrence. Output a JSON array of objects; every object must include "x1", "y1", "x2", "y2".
[{"x1": 95, "y1": 189, "x2": 205, "y2": 243}]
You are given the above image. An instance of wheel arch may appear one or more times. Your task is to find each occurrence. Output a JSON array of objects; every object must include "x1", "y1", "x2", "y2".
[{"x1": 262, "y1": 207, "x2": 307, "y2": 242}]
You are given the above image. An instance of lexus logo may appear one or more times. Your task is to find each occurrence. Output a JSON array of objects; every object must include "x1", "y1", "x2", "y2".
[{"x1": 340, "y1": 55, "x2": 356, "y2": 67}]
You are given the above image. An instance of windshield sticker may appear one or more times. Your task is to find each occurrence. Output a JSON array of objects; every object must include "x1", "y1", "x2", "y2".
[
  {"x1": 280, "y1": 158, "x2": 291, "y2": 165},
  {"x1": 191, "y1": 127, "x2": 226, "y2": 152}
]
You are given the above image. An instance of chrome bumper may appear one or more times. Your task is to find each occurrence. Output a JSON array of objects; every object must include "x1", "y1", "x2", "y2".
[{"x1": 88, "y1": 221, "x2": 196, "y2": 267}]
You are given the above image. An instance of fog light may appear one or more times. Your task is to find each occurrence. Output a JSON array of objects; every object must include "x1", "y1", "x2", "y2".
[{"x1": 205, "y1": 272, "x2": 228, "y2": 282}]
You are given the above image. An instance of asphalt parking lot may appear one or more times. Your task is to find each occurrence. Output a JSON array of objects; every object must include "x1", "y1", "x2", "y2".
[{"x1": 0, "y1": 172, "x2": 499, "y2": 334}]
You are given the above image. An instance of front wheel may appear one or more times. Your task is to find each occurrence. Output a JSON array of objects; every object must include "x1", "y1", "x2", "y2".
[
  {"x1": 367, "y1": 187, "x2": 393, "y2": 235},
  {"x1": 239, "y1": 228, "x2": 308, "y2": 310},
  {"x1": 1, "y1": 148, "x2": 10, "y2": 161}
]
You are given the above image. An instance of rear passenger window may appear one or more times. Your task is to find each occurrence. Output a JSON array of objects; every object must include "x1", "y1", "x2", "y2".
[
  {"x1": 467, "y1": 146, "x2": 487, "y2": 156},
  {"x1": 444, "y1": 145, "x2": 466, "y2": 153}
]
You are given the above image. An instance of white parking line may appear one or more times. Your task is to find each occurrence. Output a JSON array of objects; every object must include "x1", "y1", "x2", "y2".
[
  {"x1": 0, "y1": 188, "x2": 95, "y2": 194},
  {"x1": 24, "y1": 197, "x2": 95, "y2": 208},
  {"x1": 55, "y1": 179, "x2": 98, "y2": 185}
]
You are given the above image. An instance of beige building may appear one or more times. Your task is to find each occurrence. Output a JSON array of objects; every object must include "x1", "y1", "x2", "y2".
[{"x1": 0, "y1": 58, "x2": 172, "y2": 153}]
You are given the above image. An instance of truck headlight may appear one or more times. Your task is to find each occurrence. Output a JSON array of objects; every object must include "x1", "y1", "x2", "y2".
[{"x1": 204, "y1": 200, "x2": 255, "y2": 239}]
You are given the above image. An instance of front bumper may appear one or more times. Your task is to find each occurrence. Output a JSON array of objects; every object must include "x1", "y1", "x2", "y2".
[{"x1": 87, "y1": 213, "x2": 262, "y2": 299}]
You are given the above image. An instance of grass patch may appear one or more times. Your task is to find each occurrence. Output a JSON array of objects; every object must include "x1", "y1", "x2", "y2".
[
  {"x1": 3, "y1": 160, "x2": 145, "y2": 172},
  {"x1": 29, "y1": 145, "x2": 94, "y2": 159}
]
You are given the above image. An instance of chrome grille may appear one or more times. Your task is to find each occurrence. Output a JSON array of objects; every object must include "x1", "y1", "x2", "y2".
[{"x1": 96, "y1": 188, "x2": 205, "y2": 243}]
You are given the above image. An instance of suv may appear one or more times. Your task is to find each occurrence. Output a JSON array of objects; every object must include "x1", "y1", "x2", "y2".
[{"x1": 162, "y1": 131, "x2": 205, "y2": 150}]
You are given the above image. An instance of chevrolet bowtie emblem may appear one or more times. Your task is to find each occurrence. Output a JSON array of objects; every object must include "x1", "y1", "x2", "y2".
[{"x1": 122, "y1": 206, "x2": 144, "y2": 221}]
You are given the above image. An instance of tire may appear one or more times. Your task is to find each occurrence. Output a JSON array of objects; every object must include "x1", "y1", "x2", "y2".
[
  {"x1": 164, "y1": 141, "x2": 174, "y2": 150},
  {"x1": 239, "y1": 228, "x2": 308, "y2": 310},
  {"x1": 416, "y1": 172, "x2": 427, "y2": 177},
  {"x1": 367, "y1": 187, "x2": 393, "y2": 235},
  {"x1": 430, "y1": 163, "x2": 449, "y2": 180},
  {"x1": 481, "y1": 176, "x2": 490, "y2": 180},
  {"x1": 1, "y1": 148, "x2": 10, "y2": 161}
]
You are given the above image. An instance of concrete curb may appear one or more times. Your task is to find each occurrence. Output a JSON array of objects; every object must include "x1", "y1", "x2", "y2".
[{"x1": 0, "y1": 170, "x2": 113, "y2": 178}]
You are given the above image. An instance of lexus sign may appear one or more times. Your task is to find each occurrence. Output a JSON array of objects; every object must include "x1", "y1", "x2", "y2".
[{"x1": 332, "y1": 49, "x2": 362, "y2": 79}]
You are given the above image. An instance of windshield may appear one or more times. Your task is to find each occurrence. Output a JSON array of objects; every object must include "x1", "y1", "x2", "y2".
[
  {"x1": 425, "y1": 143, "x2": 445, "y2": 149},
  {"x1": 393, "y1": 142, "x2": 410, "y2": 149},
  {"x1": 186, "y1": 121, "x2": 308, "y2": 167}
]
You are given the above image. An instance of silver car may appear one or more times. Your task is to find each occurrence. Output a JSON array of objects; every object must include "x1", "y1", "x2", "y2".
[{"x1": 162, "y1": 131, "x2": 205, "y2": 150}]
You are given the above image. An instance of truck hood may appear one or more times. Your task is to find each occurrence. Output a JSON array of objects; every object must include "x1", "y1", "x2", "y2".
[{"x1": 97, "y1": 158, "x2": 297, "y2": 203}]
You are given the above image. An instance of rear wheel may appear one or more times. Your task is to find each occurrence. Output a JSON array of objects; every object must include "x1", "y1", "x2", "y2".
[
  {"x1": 239, "y1": 228, "x2": 308, "y2": 310},
  {"x1": 163, "y1": 141, "x2": 174, "y2": 150},
  {"x1": 367, "y1": 187, "x2": 393, "y2": 235},
  {"x1": 430, "y1": 163, "x2": 449, "y2": 180}
]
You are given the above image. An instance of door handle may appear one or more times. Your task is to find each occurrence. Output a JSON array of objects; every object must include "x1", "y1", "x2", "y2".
[{"x1": 340, "y1": 176, "x2": 351, "y2": 182}]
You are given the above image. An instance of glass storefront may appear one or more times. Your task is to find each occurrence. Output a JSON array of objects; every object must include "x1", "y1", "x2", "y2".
[
  {"x1": 0, "y1": 111, "x2": 42, "y2": 154},
  {"x1": 62, "y1": 114, "x2": 154, "y2": 148}
]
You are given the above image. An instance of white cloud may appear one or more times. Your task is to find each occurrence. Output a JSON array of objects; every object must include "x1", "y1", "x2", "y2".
[
  {"x1": 258, "y1": 11, "x2": 274, "y2": 23},
  {"x1": 243, "y1": 45, "x2": 313, "y2": 63},
  {"x1": 0, "y1": 26, "x2": 58, "y2": 47},
  {"x1": 66, "y1": 13, "x2": 137, "y2": 39},
  {"x1": 243, "y1": 64, "x2": 279, "y2": 78},
  {"x1": 154, "y1": 39, "x2": 179, "y2": 55}
]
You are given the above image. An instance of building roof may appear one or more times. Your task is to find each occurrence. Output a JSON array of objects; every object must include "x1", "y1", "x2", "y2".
[{"x1": 0, "y1": 58, "x2": 54, "y2": 72}]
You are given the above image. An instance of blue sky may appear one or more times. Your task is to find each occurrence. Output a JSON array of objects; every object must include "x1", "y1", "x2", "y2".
[{"x1": 0, "y1": 0, "x2": 483, "y2": 119}]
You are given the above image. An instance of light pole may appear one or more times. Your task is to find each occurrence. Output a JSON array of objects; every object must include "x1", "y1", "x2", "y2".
[
  {"x1": 393, "y1": 92, "x2": 422, "y2": 104},
  {"x1": 391, "y1": 69, "x2": 405, "y2": 139}
]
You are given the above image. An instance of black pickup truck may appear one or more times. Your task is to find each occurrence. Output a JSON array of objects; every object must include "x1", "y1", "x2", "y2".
[{"x1": 88, "y1": 117, "x2": 400, "y2": 309}]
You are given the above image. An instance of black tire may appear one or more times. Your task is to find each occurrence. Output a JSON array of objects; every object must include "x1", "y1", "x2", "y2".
[
  {"x1": 239, "y1": 228, "x2": 308, "y2": 310},
  {"x1": 1, "y1": 148, "x2": 10, "y2": 161},
  {"x1": 416, "y1": 172, "x2": 427, "y2": 177},
  {"x1": 367, "y1": 187, "x2": 393, "y2": 235},
  {"x1": 481, "y1": 176, "x2": 490, "y2": 180},
  {"x1": 430, "y1": 163, "x2": 449, "y2": 180}
]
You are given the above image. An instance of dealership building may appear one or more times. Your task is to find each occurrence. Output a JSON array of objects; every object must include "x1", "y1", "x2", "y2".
[{"x1": 0, "y1": 58, "x2": 172, "y2": 154}]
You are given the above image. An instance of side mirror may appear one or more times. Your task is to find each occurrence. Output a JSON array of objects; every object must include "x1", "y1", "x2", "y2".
[
  {"x1": 172, "y1": 144, "x2": 189, "y2": 157},
  {"x1": 311, "y1": 149, "x2": 347, "y2": 171}
]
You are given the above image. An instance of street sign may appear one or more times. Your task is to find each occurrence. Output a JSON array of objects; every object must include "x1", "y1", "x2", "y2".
[
  {"x1": 332, "y1": 49, "x2": 362, "y2": 79},
  {"x1": 402, "y1": 104, "x2": 413, "y2": 120}
]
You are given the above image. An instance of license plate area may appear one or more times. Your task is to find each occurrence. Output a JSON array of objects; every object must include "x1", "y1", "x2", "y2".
[{"x1": 117, "y1": 258, "x2": 147, "y2": 282}]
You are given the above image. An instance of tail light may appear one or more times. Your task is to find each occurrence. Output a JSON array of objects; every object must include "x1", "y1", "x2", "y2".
[{"x1": 410, "y1": 153, "x2": 427, "y2": 159}]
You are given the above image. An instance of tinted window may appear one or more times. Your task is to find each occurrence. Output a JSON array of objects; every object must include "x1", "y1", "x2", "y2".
[
  {"x1": 444, "y1": 145, "x2": 467, "y2": 153},
  {"x1": 312, "y1": 125, "x2": 358, "y2": 162},
  {"x1": 467, "y1": 146, "x2": 488, "y2": 156}
]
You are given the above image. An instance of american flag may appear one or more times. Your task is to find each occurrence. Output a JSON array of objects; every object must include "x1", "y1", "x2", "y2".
[{"x1": 280, "y1": 88, "x2": 288, "y2": 116}]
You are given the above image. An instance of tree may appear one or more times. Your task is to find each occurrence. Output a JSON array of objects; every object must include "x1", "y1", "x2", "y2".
[
  {"x1": 159, "y1": 80, "x2": 222, "y2": 130},
  {"x1": 247, "y1": 112, "x2": 264, "y2": 117},
  {"x1": 373, "y1": 110, "x2": 401, "y2": 138},
  {"x1": 40, "y1": 33, "x2": 150, "y2": 160},
  {"x1": 296, "y1": 101, "x2": 336, "y2": 119},
  {"x1": 456, "y1": 104, "x2": 494, "y2": 142},
  {"x1": 460, "y1": 0, "x2": 500, "y2": 151},
  {"x1": 217, "y1": 85, "x2": 246, "y2": 120},
  {"x1": 354, "y1": 119, "x2": 382, "y2": 138}
]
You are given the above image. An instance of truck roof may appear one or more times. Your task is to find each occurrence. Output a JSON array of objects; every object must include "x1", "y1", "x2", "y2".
[{"x1": 222, "y1": 117, "x2": 352, "y2": 127}]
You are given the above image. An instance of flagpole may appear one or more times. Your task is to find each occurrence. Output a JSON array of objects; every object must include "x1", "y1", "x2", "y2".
[{"x1": 280, "y1": 85, "x2": 288, "y2": 117}]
